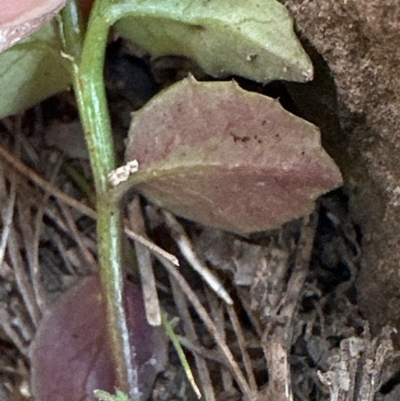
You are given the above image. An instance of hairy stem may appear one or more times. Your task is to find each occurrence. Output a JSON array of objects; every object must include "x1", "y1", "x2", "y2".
[{"x1": 60, "y1": 0, "x2": 136, "y2": 396}]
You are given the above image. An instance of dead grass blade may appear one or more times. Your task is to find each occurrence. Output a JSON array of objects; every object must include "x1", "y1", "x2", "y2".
[
  {"x1": 0, "y1": 164, "x2": 16, "y2": 270},
  {"x1": 170, "y1": 277, "x2": 215, "y2": 401},
  {"x1": 155, "y1": 254, "x2": 257, "y2": 401},
  {"x1": 162, "y1": 210, "x2": 233, "y2": 305},
  {"x1": 127, "y1": 198, "x2": 161, "y2": 326},
  {"x1": 227, "y1": 304, "x2": 258, "y2": 393}
]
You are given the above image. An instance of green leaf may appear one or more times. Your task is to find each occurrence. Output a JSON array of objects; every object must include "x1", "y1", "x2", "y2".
[
  {"x1": 123, "y1": 77, "x2": 342, "y2": 235},
  {"x1": 94, "y1": 389, "x2": 133, "y2": 401},
  {"x1": 161, "y1": 311, "x2": 202, "y2": 399},
  {"x1": 0, "y1": 20, "x2": 71, "y2": 118},
  {"x1": 111, "y1": 0, "x2": 313, "y2": 83}
]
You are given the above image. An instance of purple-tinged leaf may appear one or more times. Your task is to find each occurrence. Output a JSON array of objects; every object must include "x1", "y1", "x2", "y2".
[
  {"x1": 125, "y1": 77, "x2": 342, "y2": 235},
  {"x1": 30, "y1": 276, "x2": 167, "y2": 401}
]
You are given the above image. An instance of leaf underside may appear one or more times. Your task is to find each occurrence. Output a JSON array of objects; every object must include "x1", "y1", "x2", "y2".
[
  {"x1": 112, "y1": 0, "x2": 313, "y2": 84},
  {"x1": 125, "y1": 78, "x2": 343, "y2": 235}
]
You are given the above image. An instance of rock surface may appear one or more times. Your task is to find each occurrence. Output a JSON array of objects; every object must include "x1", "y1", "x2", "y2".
[{"x1": 281, "y1": 0, "x2": 400, "y2": 338}]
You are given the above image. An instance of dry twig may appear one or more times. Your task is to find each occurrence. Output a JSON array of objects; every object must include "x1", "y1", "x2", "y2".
[{"x1": 162, "y1": 210, "x2": 233, "y2": 305}]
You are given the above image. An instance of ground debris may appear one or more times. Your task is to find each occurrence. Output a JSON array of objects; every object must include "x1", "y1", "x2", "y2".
[{"x1": 318, "y1": 326, "x2": 400, "y2": 401}]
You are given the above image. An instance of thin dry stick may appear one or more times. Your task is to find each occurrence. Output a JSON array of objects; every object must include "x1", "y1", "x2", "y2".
[
  {"x1": 7, "y1": 226, "x2": 42, "y2": 327},
  {"x1": 170, "y1": 277, "x2": 215, "y2": 401},
  {"x1": 0, "y1": 310, "x2": 29, "y2": 357},
  {"x1": 17, "y1": 204, "x2": 48, "y2": 314},
  {"x1": 236, "y1": 287, "x2": 263, "y2": 338},
  {"x1": 162, "y1": 210, "x2": 233, "y2": 305},
  {"x1": 123, "y1": 227, "x2": 179, "y2": 267},
  {"x1": 13, "y1": 114, "x2": 39, "y2": 163},
  {"x1": 0, "y1": 165, "x2": 16, "y2": 268},
  {"x1": 177, "y1": 335, "x2": 227, "y2": 366},
  {"x1": 40, "y1": 202, "x2": 97, "y2": 255},
  {"x1": 33, "y1": 198, "x2": 71, "y2": 235},
  {"x1": 0, "y1": 143, "x2": 97, "y2": 219},
  {"x1": 0, "y1": 143, "x2": 178, "y2": 267},
  {"x1": 128, "y1": 198, "x2": 161, "y2": 326},
  {"x1": 58, "y1": 203, "x2": 97, "y2": 272},
  {"x1": 227, "y1": 304, "x2": 258, "y2": 393},
  {"x1": 9, "y1": 295, "x2": 35, "y2": 343},
  {"x1": 156, "y1": 256, "x2": 255, "y2": 401},
  {"x1": 4, "y1": 138, "x2": 42, "y2": 323},
  {"x1": 24, "y1": 192, "x2": 96, "y2": 275},
  {"x1": 30, "y1": 156, "x2": 65, "y2": 312},
  {"x1": 279, "y1": 219, "x2": 316, "y2": 322},
  {"x1": 15, "y1": 196, "x2": 35, "y2": 259},
  {"x1": 79, "y1": 234, "x2": 97, "y2": 254},
  {"x1": 205, "y1": 288, "x2": 235, "y2": 394},
  {"x1": 50, "y1": 229, "x2": 78, "y2": 275},
  {"x1": 0, "y1": 261, "x2": 13, "y2": 281}
]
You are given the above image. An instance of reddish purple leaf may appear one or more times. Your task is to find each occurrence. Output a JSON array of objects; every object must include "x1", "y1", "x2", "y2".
[
  {"x1": 125, "y1": 77, "x2": 342, "y2": 235},
  {"x1": 30, "y1": 276, "x2": 167, "y2": 401}
]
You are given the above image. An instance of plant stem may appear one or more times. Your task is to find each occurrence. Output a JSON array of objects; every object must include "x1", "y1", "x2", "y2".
[{"x1": 60, "y1": 0, "x2": 136, "y2": 396}]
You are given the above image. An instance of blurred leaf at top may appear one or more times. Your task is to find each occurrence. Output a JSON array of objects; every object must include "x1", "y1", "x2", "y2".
[
  {"x1": 0, "y1": 0, "x2": 313, "y2": 118},
  {"x1": 111, "y1": 0, "x2": 313, "y2": 83},
  {"x1": 0, "y1": 20, "x2": 71, "y2": 119}
]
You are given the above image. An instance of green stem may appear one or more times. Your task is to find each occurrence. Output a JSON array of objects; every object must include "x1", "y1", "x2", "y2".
[{"x1": 60, "y1": 0, "x2": 136, "y2": 397}]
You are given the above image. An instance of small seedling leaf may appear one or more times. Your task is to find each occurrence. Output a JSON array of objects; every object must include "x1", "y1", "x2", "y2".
[
  {"x1": 124, "y1": 77, "x2": 343, "y2": 235},
  {"x1": 94, "y1": 389, "x2": 133, "y2": 401},
  {"x1": 111, "y1": 0, "x2": 313, "y2": 83}
]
